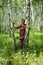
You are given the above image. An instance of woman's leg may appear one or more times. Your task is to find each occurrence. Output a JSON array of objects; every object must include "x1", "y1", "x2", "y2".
[{"x1": 20, "y1": 39, "x2": 23, "y2": 49}]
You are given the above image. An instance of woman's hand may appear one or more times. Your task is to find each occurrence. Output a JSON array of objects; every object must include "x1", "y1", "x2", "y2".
[{"x1": 26, "y1": 25, "x2": 30, "y2": 29}]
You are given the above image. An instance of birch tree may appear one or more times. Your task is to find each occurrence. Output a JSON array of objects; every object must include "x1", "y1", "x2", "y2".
[
  {"x1": 7, "y1": 0, "x2": 16, "y2": 50},
  {"x1": 40, "y1": 0, "x2": 43, "y2": 31},
  {"x1": 24, "y1": 0, "x2": 30, "y2": 49}
]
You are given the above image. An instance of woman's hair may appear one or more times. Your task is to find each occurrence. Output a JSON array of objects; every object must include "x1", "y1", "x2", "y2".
[{"x1": 21, "y1": 19, "x2": 25, "y2": 23}]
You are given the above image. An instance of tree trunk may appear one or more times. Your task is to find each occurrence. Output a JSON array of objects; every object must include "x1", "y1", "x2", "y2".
[
  {"x1": 40, "y1": 0, "x2": 43, "y2": 31},
  {"x1": 8, "y1": 0, "x2": 16, "y2": 50},
  {"x1": 24, "y1": 0, "x2": 30, "y2": 49}
]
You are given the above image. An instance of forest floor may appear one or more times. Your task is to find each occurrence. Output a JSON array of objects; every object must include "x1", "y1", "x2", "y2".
[
  {"x1": 0, "y1": 31, "x2": 43, "y2": 65},
  {"x1": 0, "y1": 51, "x2": 43, "y2": 65}
]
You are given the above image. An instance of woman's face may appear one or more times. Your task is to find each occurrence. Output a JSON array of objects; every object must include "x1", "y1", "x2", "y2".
[{"x1": 21, "y1": 19, "x2": 25, "y2": 24}]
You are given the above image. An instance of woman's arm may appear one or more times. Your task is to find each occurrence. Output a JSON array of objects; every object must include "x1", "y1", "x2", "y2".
[
  {"x1": 26, "y1": 25, "x2": 30, "y2": 29},
  {"x1": 14, "y1": 24, "x2": 20, "y2": 29},
  {"x1": 14, "y1": 25, "x2": 17, "y2": 29}
]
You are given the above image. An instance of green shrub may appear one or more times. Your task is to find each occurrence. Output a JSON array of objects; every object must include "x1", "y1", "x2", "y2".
[
  {"x1": 0, "y1": 33, "x2": 14, "y2": 57},
  {"x1": 29, "y1": 31, "x2": 43, "y2": 55}
]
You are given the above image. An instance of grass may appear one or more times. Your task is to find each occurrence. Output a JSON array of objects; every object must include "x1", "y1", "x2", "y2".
[
  {"x1": 0, "y1": 31, "x2": 43, "y2": 65},
  {"x1": 0, "y1": 51, "x2": 43, "y2": 65}
]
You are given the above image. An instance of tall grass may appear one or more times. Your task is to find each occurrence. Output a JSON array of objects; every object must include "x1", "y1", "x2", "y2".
[{"x1": 0, "y1": 31, "x2": 43, "y2": 65}]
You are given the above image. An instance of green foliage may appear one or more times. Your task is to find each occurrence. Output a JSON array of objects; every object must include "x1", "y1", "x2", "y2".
[
  {"x1": 0, "y1": 0, "x2": 43, "y2": 65},
  {"x1": 0, "y1": 34, "x2": 14, "y2": 57},
  {"x1": 32, "y1": 0, "x2": 41, "y2": 5},
  {"x1": 2, "y1": 0, "x2": 8, "y2": 7},
  {"x1": 13, "y1": 51, "x2": 43, "y2": 65},
  {"x1": 0, "y1": 31, "x2": 43, "y2": 65}
]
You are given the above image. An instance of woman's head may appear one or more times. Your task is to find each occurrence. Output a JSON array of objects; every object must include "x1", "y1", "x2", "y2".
[{"x1": 21, "y1": 19, "x2": 25, "y2": 24}]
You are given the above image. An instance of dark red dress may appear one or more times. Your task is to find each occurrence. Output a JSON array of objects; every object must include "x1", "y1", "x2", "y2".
[{"x1": 17, "y1": 24, "x2": 25, "y2": 40}]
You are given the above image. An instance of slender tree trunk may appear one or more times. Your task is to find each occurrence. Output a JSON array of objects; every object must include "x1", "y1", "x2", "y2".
[
  {"x1": 40, "y1": 0, "x2": 43, "y2": 31},
  {"x1": 41, "y1": 0, "x2": 43, "y2": 20},
  {"x1": 24, "y1": 0, "x2": 30, "y2": 49},
  {"x1": 8, "y1": 0, "x2": 16, "y2": 50}
]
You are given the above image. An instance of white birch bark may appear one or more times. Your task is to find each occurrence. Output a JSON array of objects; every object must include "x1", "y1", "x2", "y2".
[
  {"x1": 24, "y1": 0, "x2": 30, "y2": 48},
  {"x1": 7, "y1": 0, "x2": 16, "y2": 50}
]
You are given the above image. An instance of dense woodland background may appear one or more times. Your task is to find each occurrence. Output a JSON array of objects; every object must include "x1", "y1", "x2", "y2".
[{"x1": 0, "y1": 0, "x2": 43, "y2": 65}]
